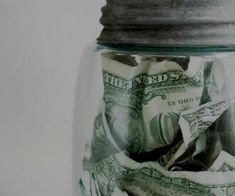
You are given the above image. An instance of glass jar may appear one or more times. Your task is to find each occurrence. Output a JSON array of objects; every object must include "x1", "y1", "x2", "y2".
[{"x1": 73, "y1": 1, "x2": 235, "y2": 196}]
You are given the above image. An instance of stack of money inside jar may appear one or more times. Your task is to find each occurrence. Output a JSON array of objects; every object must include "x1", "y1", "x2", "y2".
[{"x1": 79, "y1": 52, "x2": 235, "y2": 196}]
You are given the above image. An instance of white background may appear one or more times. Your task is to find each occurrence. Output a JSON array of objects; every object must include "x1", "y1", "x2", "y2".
[{"x1": 0, "y1": 0, "x2": 105, "y2": 195}]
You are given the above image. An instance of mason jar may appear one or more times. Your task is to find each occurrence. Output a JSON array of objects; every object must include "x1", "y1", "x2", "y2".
[{"x1": 73, "y1": 1, "x2": 235, "y2": 195}]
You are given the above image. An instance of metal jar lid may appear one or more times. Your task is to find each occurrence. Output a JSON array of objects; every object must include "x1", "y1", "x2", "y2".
[{"x1": 97, "y1": 0, "x2": 235, "y2": 46}]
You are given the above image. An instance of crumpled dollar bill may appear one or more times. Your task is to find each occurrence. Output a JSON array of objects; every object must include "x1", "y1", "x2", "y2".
[{"x1": 79, "y1": 52, "x2": 235, "y2": 196}]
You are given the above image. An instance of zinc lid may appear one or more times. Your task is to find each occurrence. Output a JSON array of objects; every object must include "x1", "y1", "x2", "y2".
[{"x1": 98, "y1": 0, "x2": 235, "y2": 46}]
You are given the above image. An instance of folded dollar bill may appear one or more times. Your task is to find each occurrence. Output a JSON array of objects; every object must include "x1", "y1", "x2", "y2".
[{"x1": 179, "y1": 100, "x2": 228, "y2": 146}]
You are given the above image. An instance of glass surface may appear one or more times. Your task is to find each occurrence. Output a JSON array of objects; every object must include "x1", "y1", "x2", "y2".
[{"x1": 73, "y1": 44, "x2": 235, "y2": 196}]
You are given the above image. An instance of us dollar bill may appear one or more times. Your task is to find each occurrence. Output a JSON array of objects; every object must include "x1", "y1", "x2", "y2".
[
  {"x1": 166, "y1": 127, "x2": 222, "y2": 172},
  {"x1": 199, "y1": 59, "x2": 225, "y2": 104},
  {"x1": 209, "y1": 151, "x2": 235, "y2": 172},
  {"x1": 179, "y1": 100, "x2": 228, "y2": 146},
  {"x1": 79, "y1": 173, "x2": 102, "y2": 196},
  {"x1": 84, "y1": 151, "x2": 235, "y2": 196},
  {"x1": 101, "y1": 53, "x2": 209, "y2": 154},
  {"x1": 88, "y1": 112, "x2": 119, "y2": 162}
]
